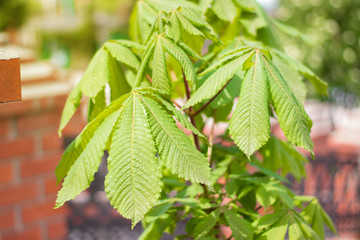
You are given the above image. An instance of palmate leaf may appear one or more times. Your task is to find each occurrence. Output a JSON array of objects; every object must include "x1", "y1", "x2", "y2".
[
  {"x1": 229, "y1": 50, "x2": 270, "y2": 158},
  {"x1": 56, "y1": 89, "x2": 211, "y2": 227},
  {"x1": 105, "y1": 94, "x2": 162, "y2": 227},
  {"x1": 299, "y1": 197, "x2": 337, "y2": 238},
  {"x1": 187, "y1": 47, "x2": 316, "y2": 157},
  {"x1": 255, "y1": 210, "x2": 320, "y2": 240}
]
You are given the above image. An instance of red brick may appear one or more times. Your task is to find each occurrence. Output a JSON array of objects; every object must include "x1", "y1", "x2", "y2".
[
  {"x1": 0, "y1": 182, "x2": 37, "y2": 206},
  {"x1": 0, "y1": 118, "x2": 11, "y2": 136},
  {"x1": 2, "y1": 226, "x2": 41, "y2": 240},
  {"x1": 0, "y1": 100, "x2": 33, "y2": 117},
  {"x1": 0, "y1": 210, "x2": 15, "y2": 230},
  {"x1": 0, "y1": 137, "x2": 35, "y2": 159},
  {"x1": 21, "y1": 153, "x2": 62, "y2": 178},
  {"x1": 61, "y1": 110, "x2": 86, "y2": 136},
  {"x1": 17, "y1": 111, "x2": 60, "y2": 132},
  {"x1": 0, "y1": 163, "x2": 13, "y2": 184},
  {"x1": 43, "y1": 132, "x2": 63, "y2": 151},
  {"x1": 22, "y1": 199, "x2": 67, "y2": 223},
  {"x1": 53, "y1": 95, "x2": 68, "y2": 109},
  {"x1": 38, "y1": 95, "x2": 67, "y2": 113},
  {"x1": 45, "y1": 176, "x2": 61, "y2": 195},
  {"x1": 48, "y1": 218, "x2": 67, "y2": 239}
]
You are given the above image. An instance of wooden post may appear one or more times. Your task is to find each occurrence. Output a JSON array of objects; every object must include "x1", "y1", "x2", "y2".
[{"x1": 0, "y1": 49, "x2": 21, "y2": 103}]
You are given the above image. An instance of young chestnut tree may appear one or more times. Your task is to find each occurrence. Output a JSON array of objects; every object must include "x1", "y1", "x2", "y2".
[{"x1": 55, "y1": 0, "x2": 337, "y2": 239}]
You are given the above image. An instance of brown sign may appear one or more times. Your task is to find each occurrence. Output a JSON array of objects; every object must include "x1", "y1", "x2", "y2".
[{"x1": 0, "y1": 49, "x2": 21, "y2": 103}]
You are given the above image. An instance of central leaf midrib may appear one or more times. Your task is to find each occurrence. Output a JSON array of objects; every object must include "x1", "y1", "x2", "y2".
[
  {"x1": 130, "y1": 94, "x2": 136, "y2": 219},
  {"x1": 247, "y1": 50, "x2": 260, "y2": 153}
]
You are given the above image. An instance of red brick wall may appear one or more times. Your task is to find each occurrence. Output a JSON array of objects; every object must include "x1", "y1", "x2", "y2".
[{"x1": 0, "y1": 95, "x2": 85, "y2": 240}]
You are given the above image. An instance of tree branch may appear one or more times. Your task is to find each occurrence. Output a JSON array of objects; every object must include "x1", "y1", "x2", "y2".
[
  {"x1": 145, "y1": 74, "x2": 153, "y2": 83},
  {"x1": 191, "y1": 78, "x2": 232, "y2": 117},
  {"x1": 182, "y1": 71, "x2": 209, "y2": 198}
]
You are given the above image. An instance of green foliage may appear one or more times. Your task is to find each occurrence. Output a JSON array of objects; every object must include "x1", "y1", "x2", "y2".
[
  {"x1": 277, "y1": 0, "x2": 360, "y2": 98},
  {"x1": 56, "y1": 0, "x2": 337, "y2": 238},
  {"x1": 0, "y1": 0, "x2": 30, "y2": 30}
]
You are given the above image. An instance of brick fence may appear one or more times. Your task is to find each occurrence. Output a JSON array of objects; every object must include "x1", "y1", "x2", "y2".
[{"x1": 0, "y1": 81, "x2": 84, "y2": 240}]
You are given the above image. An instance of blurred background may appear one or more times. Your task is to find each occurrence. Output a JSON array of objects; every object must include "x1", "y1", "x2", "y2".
[{"x1": 0, "y1": 0, "x2": 359, "y2": 239}]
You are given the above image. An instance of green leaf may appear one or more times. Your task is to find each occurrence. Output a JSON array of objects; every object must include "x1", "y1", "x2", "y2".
[
  {"x1": 184, "y1": 50, "x2": 254, "y2": 109},
  {"x1": 261, "y1": 136, "x2": 308, "y2": 181},
  {"x1": 80, "y1": 48, "x2": 111, "y2": 98},
  {"x1": 134, "y1": 38, "x2": 157, "y2": 88},
  {"x1": 200, "y1": 47, "x2": 252, "y2": 76},
  {"x1": 112, "y1": 39, "x2": 143, "y2": 49},
  {"x1": 257, "y1": 213, "x2": 289, "y2": 240},
  {"x1": 271, "y1": 19, "x2": 314, "y2": 45},
  {"x1": 263, "y1": 182, "x2": 294, "y2": 209},
  {"x1": 178, "y1": 41, "x2": 204, "y2": 61},
  {"x1": 55, "y1": 93, "x2": 130, "y2": 184},
  {"x1": 320, "y1": 207, "x2": 337, "y2": 235},
  {"x1": 139, "y1": 214, "x2": 173, "y2": 240},
  {"x1": 87, "y1": 88, "x2": 106, "y2": 122},
  {"x1": 169, "y1": 10, "x2": 181, "y2": 42},
  {"x1": 55, "y1": 110, "x2": 121, "y2": 208},
  {"x1": 175, "y1": 10, "x2": 205, "y2": 37},
  {"x1": 270, "y1": 48, "x2": 327, "y2": 96},
  {"x1": 289, "y1": 214, "x2": 306, "y2": 240},
  {"x1": 108, "y1": 57, "x2": 131, "y2": 101},
  {"x1": 140, "y1": 95, "x2": 211, "y2": 185},
  {"x1": 129, "y1": 1, "x2": 157, "y2": 43},
  {"x1": 152, "y1": 39, "x2": 172, "y2": 94},
  {"x1": 223, "y1": 208, "x2": 254, "y2": 240},
  {"x1": 104, "y1": 42, "x2": 140, "y2": 70},
  {"x1": 149, "y1": 92, "x2": 207, "y2": 140},
  {"x1": 229, "y1": 50, "x2": 270, "y2": 158},
  {"x1": 159, "y1": 36, "x2": 197, "y2": 83},
  {"x1": 105, "y1": 94, "x2": 162, "y2": 227},
  {"x1": 253, "y1": 209, "x2": 288, "y2": 233},
  {"x1": 301, "y1": 198, "x2": 337, "y2": 238},
  {"x1": 248, "y1": 160, "x2": 290, "y2": 183},
  {"x1": 193, "y1": 208, "x2": 221, "y2": 239},
  {"x1": 212, "y1": 0, "x2": 237, "y2": 22},
  {"x1": 58, "y1": 84, "x2": 82, "y2": 136},
  {"x1": 261, "y1": 54, "x2": 314, "y2": 153},
  {"x1": 256, "y1": 185, "x2": 276, "y2": 209}
]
